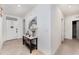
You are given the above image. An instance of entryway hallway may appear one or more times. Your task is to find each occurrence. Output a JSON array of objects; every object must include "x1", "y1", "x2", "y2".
[{"x1": 55, "y1": 39, "x2": 79, "y2": 55}]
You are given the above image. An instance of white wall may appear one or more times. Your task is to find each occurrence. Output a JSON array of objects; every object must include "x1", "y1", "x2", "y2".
[
  {"x1": 64, "y1": 15, "x2": 79, "y2": 39},
  {"x1": 25, "y1": 5, "x2": 64, "y2": 54},
  {"x1": 25, "y1": 5, "x2": 51, "y2": 54},
  {"x1": 0, "y1": 16, "x2": 4, "y2": 48},
  {"x1": 51, "y1": 5, "x2": 64, "y2": 54},
  {"x1": 2, "y1": 15, "x2": 7, "y2": 42}
]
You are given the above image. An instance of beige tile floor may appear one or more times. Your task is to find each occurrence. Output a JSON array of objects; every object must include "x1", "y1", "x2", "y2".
[
  {"x1": 0, "y1": 39, "x2": 44, "y2": 55},
  {"x1": 55, "y1": 39, "x2": 79, "y2": 55},
  {"x1": 1, "y1": 38, "x2": 79, "y2": 55}
]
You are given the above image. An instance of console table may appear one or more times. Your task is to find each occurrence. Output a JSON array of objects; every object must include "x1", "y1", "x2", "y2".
[{"x1": 23, "y1": 35, "x2": 38, "y2": 53}]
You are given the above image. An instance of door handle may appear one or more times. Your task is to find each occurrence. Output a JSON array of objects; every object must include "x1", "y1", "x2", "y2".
[{"x1": 16, "y1": 28, "x2": 18, "y2": 33}]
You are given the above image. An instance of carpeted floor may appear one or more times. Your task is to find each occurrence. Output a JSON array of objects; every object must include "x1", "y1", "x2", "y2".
[{"x1": 0, "y1": 39, "x2": 44, "y2": 55}]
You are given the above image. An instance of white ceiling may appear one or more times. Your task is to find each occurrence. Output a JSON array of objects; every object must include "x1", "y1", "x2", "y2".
[
  {"x1": 1, "y1": 4, "x2": 36, "y2": 18},
  {"x1": 1, "y1": 4, "x2": 79, "y2": 17},
  {"x1": 59, "y1": 4, "x2": 79, "y2": 16}
]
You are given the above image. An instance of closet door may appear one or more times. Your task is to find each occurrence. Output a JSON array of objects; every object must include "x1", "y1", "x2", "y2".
[{"x1": 77, "y1": 21, "x2": 79, "y2": 39}]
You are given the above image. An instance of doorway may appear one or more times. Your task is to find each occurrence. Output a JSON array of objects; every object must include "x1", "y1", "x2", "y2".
[
  {"x1": 72, "y1": 21, "x2": 77, "y2": 39},
  {"x1": 23, "y1": 19, "x2": 26, "y2": 35},
  {"x1": 72, "y1": 20, "x2": 79, "y2": 39}
]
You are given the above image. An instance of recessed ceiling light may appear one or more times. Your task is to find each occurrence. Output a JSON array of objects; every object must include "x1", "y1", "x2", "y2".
[
  {"x1": 17, "y1": 5, "x2": 21, "y2": 7},
  {"x1": 68, "y1": 5, "x2": 72, "y2": 8}
]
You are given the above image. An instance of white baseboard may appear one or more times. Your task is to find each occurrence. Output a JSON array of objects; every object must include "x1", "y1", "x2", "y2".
[
  {"x1": 51, "y1": 40, "x2": 62, "y2": 55},
  {"x1": 38, "y1": 48, "x2": 51, "y2": 55},
  {"x1": 0, "y1": 41, "x2": 3, "y2": 50}
]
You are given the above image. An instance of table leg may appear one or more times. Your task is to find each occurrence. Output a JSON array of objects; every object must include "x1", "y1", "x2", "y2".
[
  {"x1": 36, "y1": 38, "x2": 38, "y2": 49},
  {"x1": 23, "y1": 36, "x2": 24, "y2": 45},
  {"x1": 30, "y1": 40, "x2": 32, "y2": 53}
]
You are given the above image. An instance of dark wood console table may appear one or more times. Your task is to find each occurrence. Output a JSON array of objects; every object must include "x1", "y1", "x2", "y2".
[{"x1": 23, "y1": 35, "x2": 38, "y2": 53}]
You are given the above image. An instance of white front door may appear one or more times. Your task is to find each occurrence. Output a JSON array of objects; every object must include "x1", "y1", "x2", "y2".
[{"x1": 6, "y1": 20, "x2": 18, "y2": 40}]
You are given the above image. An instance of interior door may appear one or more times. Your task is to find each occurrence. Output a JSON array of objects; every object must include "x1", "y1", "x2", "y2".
[
  {"x1": 77, "y1": 21, "x2": 79, "y2": 39},
  {"x1": 61, "y1": 18, "x2": 64, "y2": 41},
  {"x1": 7, "y1": 20, "x2": 18, "y2": 40}
]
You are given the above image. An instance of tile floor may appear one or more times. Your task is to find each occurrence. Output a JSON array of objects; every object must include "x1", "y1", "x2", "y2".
[
  {"x1": 1, "y1": 38, "x2": 79, "y2": 55},
  {"x1": 0, "y1": 39, "x2": 44, "y2": 55},
  {"x1": 55, "y1": 39, "x2": 79, "y2": 55}
]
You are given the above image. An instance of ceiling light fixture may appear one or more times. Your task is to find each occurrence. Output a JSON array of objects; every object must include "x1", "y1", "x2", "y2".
[
  {"x1": 0, "y1": 7, "x2": 3, "y2": 17},
  {"x1": 68, "y1": 5, "x2": 72, "y2": 8},
  {"x1": 17, "y1": 5, "x2": 21, "y2": 7}
]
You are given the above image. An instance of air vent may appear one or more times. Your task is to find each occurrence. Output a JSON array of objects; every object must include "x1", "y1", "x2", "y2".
[{"x1": 6, "y1": 16, "x2": 17, "y2": 21}]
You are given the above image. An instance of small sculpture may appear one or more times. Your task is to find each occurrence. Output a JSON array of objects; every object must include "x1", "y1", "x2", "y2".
[{"x1": 28, "y1": 17, "x2": 37, "y2": 37}]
